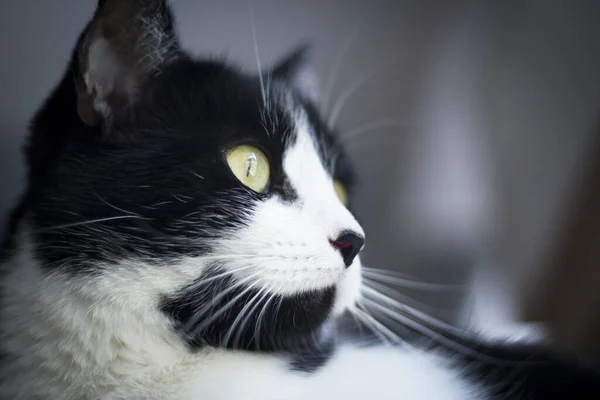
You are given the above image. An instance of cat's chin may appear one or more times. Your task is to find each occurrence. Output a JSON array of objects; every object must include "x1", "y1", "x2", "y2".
[{"x1": 163, "y1": 274, "x2": 337, "y2": 353}]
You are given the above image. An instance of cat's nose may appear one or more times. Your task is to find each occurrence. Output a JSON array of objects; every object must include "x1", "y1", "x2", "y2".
[{"x1": 329, "y1": 232, "x2": 364, "y2": 268}]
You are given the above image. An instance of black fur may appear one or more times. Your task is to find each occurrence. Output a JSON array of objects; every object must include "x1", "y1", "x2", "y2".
[
  {"x1": 1, "y1": 0, "x2": 350, "y2": 375},
  {"x1": 453, "y1": 339, "x2": 600, "y2": 399},
  {"x1": 161, "y1": 267, "x2": 335, "y2": 357},
  {"x1": 3, "y1": 0, "x2": 600, "y2": 396},
  {"x1": 356, "y1": 313, "x2": 600, "y2": 399}
]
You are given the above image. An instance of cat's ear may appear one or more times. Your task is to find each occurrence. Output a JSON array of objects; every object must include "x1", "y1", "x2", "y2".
[
  {"x1": 75, "y1": 0, "x2": 181, "y2": 126},
  {"x1": 270, "y1": 45, "x2": 320, "y2": 105}
]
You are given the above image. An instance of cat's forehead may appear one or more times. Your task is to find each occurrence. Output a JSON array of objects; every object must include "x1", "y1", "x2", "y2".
[{"x1": 148, "y1": 60, "x2": 338, "y2": 170}]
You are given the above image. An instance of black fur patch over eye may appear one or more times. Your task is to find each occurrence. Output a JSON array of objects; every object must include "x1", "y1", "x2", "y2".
[
  {"x1": 6, "y1": 55, "x2": 344, "y2": 271},
  {"x1": 1, "y1": 0, "x2": 355, "y2": 379}
]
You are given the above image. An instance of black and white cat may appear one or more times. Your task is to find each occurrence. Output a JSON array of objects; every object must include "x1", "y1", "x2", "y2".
[{"x1": 1, "y1": 1, "x2": 599, "y2": 399}]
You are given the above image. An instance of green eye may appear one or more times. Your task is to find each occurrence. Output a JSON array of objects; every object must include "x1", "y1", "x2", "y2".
[
  {"x1": 226, "y1": 145, "x2": 270, "y2": 193},
  {"x1": 334, "y1": 179, "x2": 348, "y2": 207}
]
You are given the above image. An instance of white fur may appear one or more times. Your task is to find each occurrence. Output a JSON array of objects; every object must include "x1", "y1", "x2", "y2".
[
  {"x1": 0, "y1": 242, "x2": 481, "y2": 399},
  {"x1": 460, "y1": 263, "x2": 547, "y2": 343},
  {"x1": 216, "y1": 108, "x2": 364, "y2": 313},
  {"x1": 0, "y1": 108, "x2": 482, "y2": 399}
]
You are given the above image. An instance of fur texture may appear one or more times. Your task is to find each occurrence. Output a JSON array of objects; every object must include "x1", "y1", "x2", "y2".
[{"x1": 1, "y1": 1, "x2": 600, "y2": 399}]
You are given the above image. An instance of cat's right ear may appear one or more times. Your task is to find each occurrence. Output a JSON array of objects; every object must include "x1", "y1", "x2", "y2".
[
  {"x1": 75, "y1": 0, "x2": 181, "y2": 126},
  {"x1": 270, "y1": 44, "x2": 320, "y2": 106}
]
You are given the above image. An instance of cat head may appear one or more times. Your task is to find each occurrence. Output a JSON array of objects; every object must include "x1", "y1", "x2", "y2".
[{"x1": 12, "y1": 0, "x2": 364, "y2": 358}]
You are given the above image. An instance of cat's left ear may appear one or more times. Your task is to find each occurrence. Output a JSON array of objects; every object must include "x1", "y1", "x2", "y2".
[{"x1": 269, "y1": 45, "x2": 320, "y2": 105}]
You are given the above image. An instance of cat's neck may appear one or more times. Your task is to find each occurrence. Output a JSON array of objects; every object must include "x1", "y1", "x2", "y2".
[
  {"x1": 0, "y1": 231, "x2": 480, "y2": 400},
  {"x1": 0, "y1": 229, "x2": 194, "y2": 396}
]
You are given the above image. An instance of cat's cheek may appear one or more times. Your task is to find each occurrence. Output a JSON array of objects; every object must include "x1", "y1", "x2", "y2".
[{"x1": 331, "y1": 256, "x2": 362, "y2": 315}]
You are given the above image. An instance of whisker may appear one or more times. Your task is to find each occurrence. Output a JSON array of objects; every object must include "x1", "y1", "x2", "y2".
[
  {"x1": 225, "y1": 285, "x2": 268, "y2": 348},
  {"x1": 343, "y1": 119, "x2": 416, "y2": 147},
  {"x1": 352, "y1": 306, "x2": 402, "y2": 346},
  {"x1": 322, "y1": 21, "x2": 364, "y2": 112},
  {"x1": 363, "y1": 265, "x2": 433, "y2": 279},
  {"x1": 191, "y1": 281, "x2": 259, "y2": 339},
  {"x1": 197, "y1": 254, "x2": 327, "y2": 264},
  {"x1": 359, "y1": 294, "x2": 536, "y2": 366},
  {"x1": 248, "y1": 0, "x2": 266, "y2": 106},
  {"x1": 190, "y1": 171, "x2": 205, "y2": 180},
  {"x1": 170, "y1": 192, "x2": 189, "y2": 203},
  {"x1": 363, "y1": 266, "x2": 464, "y2": 287},
  {"x1": 356, "y1": 305, "x2": 404, "y2": 345},
  {"x1": 361, "y1": 285, "x2": 463, "y2": 333},
  {"x1": 92, "y1": 191, "x2": 139, "y2": 216},
  {"x1": 31, "y1": 215, "x2": 149, "y2": 233},
  {"x1": 270, "y1": 288, "x2": 285, "y2": 349},
  {"x1": 233, "y1": 285, "x2": 274, "y2": 349},
  {"x1": 222, "y1": 290, "x2": 257, "y2": 347},
  {"x1": 359, "y1": 296, "x2": 509, "y2": 363},
  {"x1": 189, "y1": 266, "x2": 256, "y2": 289},
  {"x1": 350, "y1": 309, "x2": 390, "y2": 345},
  {"x1": 184, "y1": 275, "x2": 253, "y2": 326},
  {"x1": 186, "y1": 274, "x2": 260, "y2": 334},
  {"x1": 328, "y1": 62, "x2": 397, "y2": 128},
  {"x1": 252, "y1": 286, "x2": 279, "y2": 350},
  {"x1": 198, "y1": 254, "x2": 284, "y2": 261},
  {"x1": 263, "y1": 51, "x2": 277, "y2": 119},
  {"x1": 362, "y1": 270, "x2": 464, "y2": 292},
  {"x1": 348, "y1": 308, "x2": 368, "y2": 339},
  {"x1": 362, "y1": 278, "x2": 453, "y2": 317}
]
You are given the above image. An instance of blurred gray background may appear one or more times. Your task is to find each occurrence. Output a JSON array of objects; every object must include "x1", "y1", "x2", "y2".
[{"x1": 2, "y1": 1, "x2": 600, "y2": 348}]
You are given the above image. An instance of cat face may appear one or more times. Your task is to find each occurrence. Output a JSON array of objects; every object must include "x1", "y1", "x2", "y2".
[{"x1": 13, "y1": 0, "x2": 364, "y2": 356}]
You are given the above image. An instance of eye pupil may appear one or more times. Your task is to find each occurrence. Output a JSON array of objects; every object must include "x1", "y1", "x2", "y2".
[
  {"x1": 226, "y1": 145, "x2": 270, "y2": 193},
  {"x1": 246, "y1": 153, "x2": 257, "y2": 177}
]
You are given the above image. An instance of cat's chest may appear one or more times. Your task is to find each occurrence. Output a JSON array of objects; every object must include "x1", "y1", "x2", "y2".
[
  {"x1": 1, "y1": 330, "x2": 481, "y2": 400},
  {"x1": 134, "y1": 347, "x2": 481, "y2": 400}
]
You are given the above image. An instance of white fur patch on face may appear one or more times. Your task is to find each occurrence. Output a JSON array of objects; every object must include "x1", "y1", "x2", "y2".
[
  {"x1": 1, "y1": 231, "x2": 479, "y2": 400},
  {"x1": 217, "y1": 110, "x2": 364, "y2": 314}
]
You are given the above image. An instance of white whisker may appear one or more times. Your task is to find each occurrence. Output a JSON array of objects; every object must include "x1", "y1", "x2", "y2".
[
  {"x1": 322, "y1": 21, "x2": 364, "y2": 112},
  {"x1": 32, "y1": 215, "x2": 148, "y2": 233},
  {"x1": 343, "y1": 119, "x2": 416, "y2": 147},
  {"x1": 351, "y1": 309, "x2": 389, "y2": 345},
  {"x1": 248, "y1": 0, "x2": 265, "y2": 106},
  {"x1": 352, "y1": 306, "x2": 402, "y2": 346},
  {"x1": 185, "y1": 274, "x2": 259, "y2": 334},
  {"x1": 328, "y1": 62, "x2": 395, "y2": 128},
  {"x1": 361, "y1": 285, "x2": 464, "y2": 334},
  {"x1": 224, "y1": 285, "x2": 268, "y2": 347},
  {"x1": 190, "y1": 266, "x2": 256, "y2": 288},
  {"x1": 363, "y1": 266, "x2": 464, "y2": 289},
  {"x1": 198, "y1": 254, "x2": 292, "y2": 261},
  {"x1": 252, "y1": 286, "x2": 279, "y2": 350},
  {"x1": 269, "y1": 288, "x2": 285, "y2": 349},
  {"x1": 360, "y1": 296, "x2": 506, "y2": 363},
  {"x1": 362, "y1": 270, "x2": 464, "y2": 292},
  {"x1": 92, "y1": 191, "x2": 139, "y2": 216},
  {"x1": 190, "y1": 171, "x2": 205, "y2": 180},
  {"x1": 359, "y1": 292, "x2": 522, "y2": 365},
  {"x1": 362, "y1": 278, "x2": 452, "y2": 316}
]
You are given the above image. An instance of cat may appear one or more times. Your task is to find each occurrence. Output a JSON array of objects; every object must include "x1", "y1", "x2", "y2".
[{"x1": 1, "y1": 1, "x2": 599, "y2": 399}]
